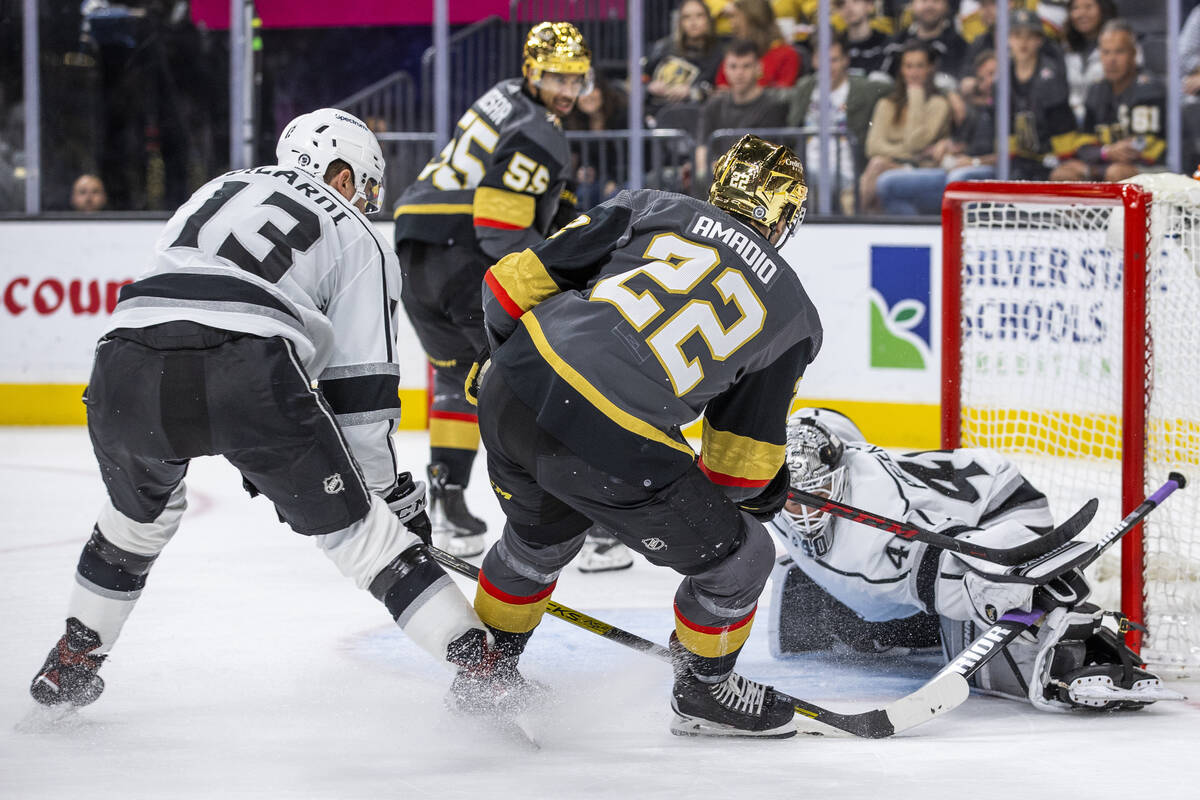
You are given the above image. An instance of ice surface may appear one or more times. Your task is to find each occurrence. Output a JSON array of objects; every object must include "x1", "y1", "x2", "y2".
[{"x1": 1, "y1": 429, "x2": 1197, "y2": 799}]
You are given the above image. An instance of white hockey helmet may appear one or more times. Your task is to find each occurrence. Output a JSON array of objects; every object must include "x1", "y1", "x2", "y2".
[
  {"x1": 276, "y1": 108, "x2": 386, "y2": 213},
  {"x1": 782, "y1": 408, "x2": 854, "y2": 558}
]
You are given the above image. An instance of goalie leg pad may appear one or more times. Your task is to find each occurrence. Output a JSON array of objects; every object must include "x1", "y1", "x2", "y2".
[{"x1": 1031, "y1": 604, "x2": 1177, "y2": 711}]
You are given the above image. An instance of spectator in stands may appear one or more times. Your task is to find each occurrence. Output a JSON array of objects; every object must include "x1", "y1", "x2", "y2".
[
  {"x1": 841, "y1": 0, "x2": 894, "y2": 78},
  {"x1": 1050, "y1": 20, "x2": 1166, "y2": 182},
  {"x1": 715, "y1": 0, "x2": 802, "y2": 88},
  {"x1": 874, "y1": 48, "x2": 998, "y2": 215},
  {"x1": 69, "y1": 173, "x2": 108, "y2": 213},
  {"x1": 859, "y1": 40, "x2": 952, "y2": 213},
  {"x1": 644, "y1": 0, "x2": 725, "y2": 118},
  {"x1": 1062, "y1": 0, "x2": 1118, "y2": 124},
  {"x1": 563, "y1": 75, "x2": 629, "y2": 208},
  {"x1": 783, "y1": 36, "x2": 890, "y2": 215},
  {"x1": 696, "y1": 39, "x2": 788, "y2": 181},
  {"x1": 1005, "y1": 8, "x2": 1083, "y2": 180},
  {"x1": 879, "y1": 0, "x2": 968, "y2": 83}
]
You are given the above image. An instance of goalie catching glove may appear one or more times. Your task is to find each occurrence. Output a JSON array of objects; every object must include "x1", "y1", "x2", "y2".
[{"x1": 383, "y1": 471, "x2": 432, "y2": 545}]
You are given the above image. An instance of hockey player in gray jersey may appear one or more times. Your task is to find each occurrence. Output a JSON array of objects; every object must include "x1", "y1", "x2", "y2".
[
  {"x1": 465, "y1": 135, "x2": 822, "y2": 738},
  {"x1": 767, "y1": 407, "x2": 1177, "y2": 712},
  {"x1": 29, "y1": 109, "x2": 503, "y2": 712},
  {"x1": 393, "y1": 22, "x2": 590, "y2": 558}
]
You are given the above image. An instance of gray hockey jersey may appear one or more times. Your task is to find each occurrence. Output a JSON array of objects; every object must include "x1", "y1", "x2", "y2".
[
  {"x1": 482, "y1": 189, "x2": 823, "y2": 496},
  {"x1": 392, "y1": 78, "x2": 573, "y2": 261}
]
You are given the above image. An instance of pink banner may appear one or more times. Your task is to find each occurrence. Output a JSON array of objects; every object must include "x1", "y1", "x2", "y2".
[{"x1": 191, "y1": 1, "x2": 511, "y2": 29}]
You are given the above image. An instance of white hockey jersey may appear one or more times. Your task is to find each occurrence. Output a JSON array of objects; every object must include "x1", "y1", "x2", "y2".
[
  {"x1": 105, "y1": 166, "x2": 404, "y2": 491},
  {"x1": 768, "y1": 445, "x2": 1054, "y2": 622}
]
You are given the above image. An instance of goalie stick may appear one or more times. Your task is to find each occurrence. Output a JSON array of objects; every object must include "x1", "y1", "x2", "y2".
[
  {"x1": 788, "y1": 489, "x2": 1098, "y2": 566},
  {"x1": 428, "y1": 546, "x2": 967, "y2": 738},
  {"x1": 933, "y1": 472, "x2": 1187, "y2": 688}
]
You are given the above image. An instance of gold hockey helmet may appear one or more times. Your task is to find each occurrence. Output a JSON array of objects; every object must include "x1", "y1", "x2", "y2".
[
  {"x1": 523, "y1": 22, "x2": 592, "y2": 84},
  {"x1": 709, "y1": 135, "x2": 808, "y2": 236}
]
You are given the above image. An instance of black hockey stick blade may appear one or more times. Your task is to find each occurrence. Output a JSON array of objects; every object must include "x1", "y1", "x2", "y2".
[
  {"x1": 429, "y1": 545, "x2": 971, "y2": 738},
  {"x1": 988, "y1": 472, "x2": 1191, "y2": 585},
  {"x1": 788, "y1": 489, "x2": 1098, "y2": 566}
]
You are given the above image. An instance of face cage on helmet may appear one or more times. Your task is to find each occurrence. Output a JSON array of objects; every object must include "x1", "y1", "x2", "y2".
[{"x1": 782, "y1": 464, "x2": 846, "y2": 559}]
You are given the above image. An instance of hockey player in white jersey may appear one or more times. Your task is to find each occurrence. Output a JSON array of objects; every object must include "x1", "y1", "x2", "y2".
[
  {"x1": 29, "y1": 109, "x2": 507, "y2": 711},
  {"x1": 767, "y1": 407, "x2": 1175, "y2": 712}
]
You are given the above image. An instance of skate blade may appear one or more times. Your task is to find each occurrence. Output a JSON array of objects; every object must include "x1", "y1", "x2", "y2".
[
  {"x1": 1070, "y1": 677, "x2": 1187, "y2": 705},
  {"x1": 14, "y1": 702, "x2": 86, "y2": 733},
  {"x1": 669, "y1": 713, "x2": 797, "y2": 739}
]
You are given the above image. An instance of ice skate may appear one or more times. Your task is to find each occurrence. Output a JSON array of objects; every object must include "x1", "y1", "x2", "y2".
[
  {"x1": 30, "y1": 617, "x2": 107, "y2": 708},
  {"x1": 668, "y1": 633, "x2": 796, "y2": 738},
  {"x1": 670, "y1": 671, "x2": 797, "y2": 738},
  {"x1": 444, "y1": 629, "x2": 541, "y2": 717},
  {"x1": 428, "y1": 462, "x2": 487, "y2": 558},
  {"x1": 577, "y1": 530, "x2": 634, "y2": 573}
]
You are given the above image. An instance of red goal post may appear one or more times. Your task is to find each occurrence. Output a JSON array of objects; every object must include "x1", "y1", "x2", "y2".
[{"x1": 940, "y1": 180, "x2": 1200, "y2": 670}]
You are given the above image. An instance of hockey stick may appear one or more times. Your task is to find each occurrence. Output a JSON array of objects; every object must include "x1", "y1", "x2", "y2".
[
  {"x1": 932, "y1": 473, "x2": 1187, "y2": 688},
  {"x1": 428, "y1": 546, "x2": 967, "y2": 738},
  {"x1": 788, "y1": 489, "x2": 1098, "y2": 566}
]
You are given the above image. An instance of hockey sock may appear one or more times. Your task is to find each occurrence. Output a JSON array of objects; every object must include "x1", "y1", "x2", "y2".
[
  {"x1": 369, "y1": 544, "x2": 487, "y2": 664},
  {"x1": 672, "y1": 608, "x2": 756, "y2": 681},
  {"x1": 68, "y1": 526, "x2": 160, "y2": 653}
]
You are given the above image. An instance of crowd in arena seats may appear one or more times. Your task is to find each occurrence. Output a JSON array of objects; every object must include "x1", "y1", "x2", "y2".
[
  {"x1": 4, "y1": 0, "x2": 1200, "y2": 215},
  {"x1": 624, "y1": 0, "x2": 1195, "y2": 216}
]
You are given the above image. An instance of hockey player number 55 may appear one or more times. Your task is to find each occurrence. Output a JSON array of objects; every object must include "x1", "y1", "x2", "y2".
[{"x1": 591, "y1": 233, "x2": 766, "y2": 395}]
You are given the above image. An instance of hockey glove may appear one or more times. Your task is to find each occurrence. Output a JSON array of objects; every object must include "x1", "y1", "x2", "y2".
[
  {"x1": 936, "y1": 521, "x2": 1064, "y2": 628},
  {"x1": 738, "y1": 464, "x2": 790, "y2": 521},
  {"x1": 384, "y1": 471, "x2": 431, "y2": 545},
  {"x1": 464, "y1": 346, "x2": 491, "y2": 407}
]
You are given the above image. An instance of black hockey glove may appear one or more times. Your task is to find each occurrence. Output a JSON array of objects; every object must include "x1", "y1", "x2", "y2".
[
  {"x1": 738, "y1": 464, "x2": 790, "y2": 521},
  {"x1": 384, "y1": 471, "x2": 431, "y2": 545},
  {"x1": 464, "y1": 346, "x2": 491, "y2": 407}
]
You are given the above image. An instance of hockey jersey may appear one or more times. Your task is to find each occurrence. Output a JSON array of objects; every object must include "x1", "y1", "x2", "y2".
[
  {"x1": 392, "y1": 79, "x2": 572, "y2": 261},
  {"x1": 1008, "y1": 56, "x2": 1087, "y2": 171},
  {"x1": 1076, "y1": 73, "x2": 1167, "y2": 166},
  {"x1": 104, "y1": 166, "x2": 403, "y2": 491},
  {"x1": 482, "y1": 189, "x2": 823, "y2": 497},
  {"x1": 768, "y1": 446, "x2": 1054, "y2": 622}
]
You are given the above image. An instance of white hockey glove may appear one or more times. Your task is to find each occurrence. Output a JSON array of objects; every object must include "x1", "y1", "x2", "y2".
[
  {"x1": 383, "y1": 472, "x2": 431, "y2": 545},
  {"x1": 935, "y1": 522, "x2": 1043, "y2": 629}
]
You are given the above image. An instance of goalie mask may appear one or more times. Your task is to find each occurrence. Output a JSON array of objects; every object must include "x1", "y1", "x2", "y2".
[
  {"x1": 523, "y1": 22, "x2": 594, "y2": 95},
  {"x1": 709, "y1": 134, "x2": 808, "y2": 248},
  {"x1": 782, "y1": 410, "x2": 848, "y2": 558},
  {"x1": 276, "y1": 108, "x2": 386, "y2": 214}
]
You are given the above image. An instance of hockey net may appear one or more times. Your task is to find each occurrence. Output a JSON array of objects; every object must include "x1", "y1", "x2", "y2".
[{"x1": 941, "y1": 179, "x2": 1200, "y2": 675}]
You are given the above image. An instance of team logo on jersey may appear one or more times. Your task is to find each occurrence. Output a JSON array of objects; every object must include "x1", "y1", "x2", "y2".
[
  {"x1": 641, "y1": 537, "x2": 667, "y2": 551},
  {"x1": 868, "y1": 245, "x2": 933, "y2": 369},
  {"x1": 323, "y1": 473, "x2": 344, "y2": 494}
]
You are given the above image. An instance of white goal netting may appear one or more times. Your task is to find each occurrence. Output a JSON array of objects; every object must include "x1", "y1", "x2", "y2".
[{"x1": 950, "y1": 179, "x2": 1200, "y2": 674}]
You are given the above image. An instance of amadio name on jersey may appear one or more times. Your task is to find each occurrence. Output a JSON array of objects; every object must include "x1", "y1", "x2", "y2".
[{"x1": 689, "y1": 216, "x2": 778, "y2": 284}]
